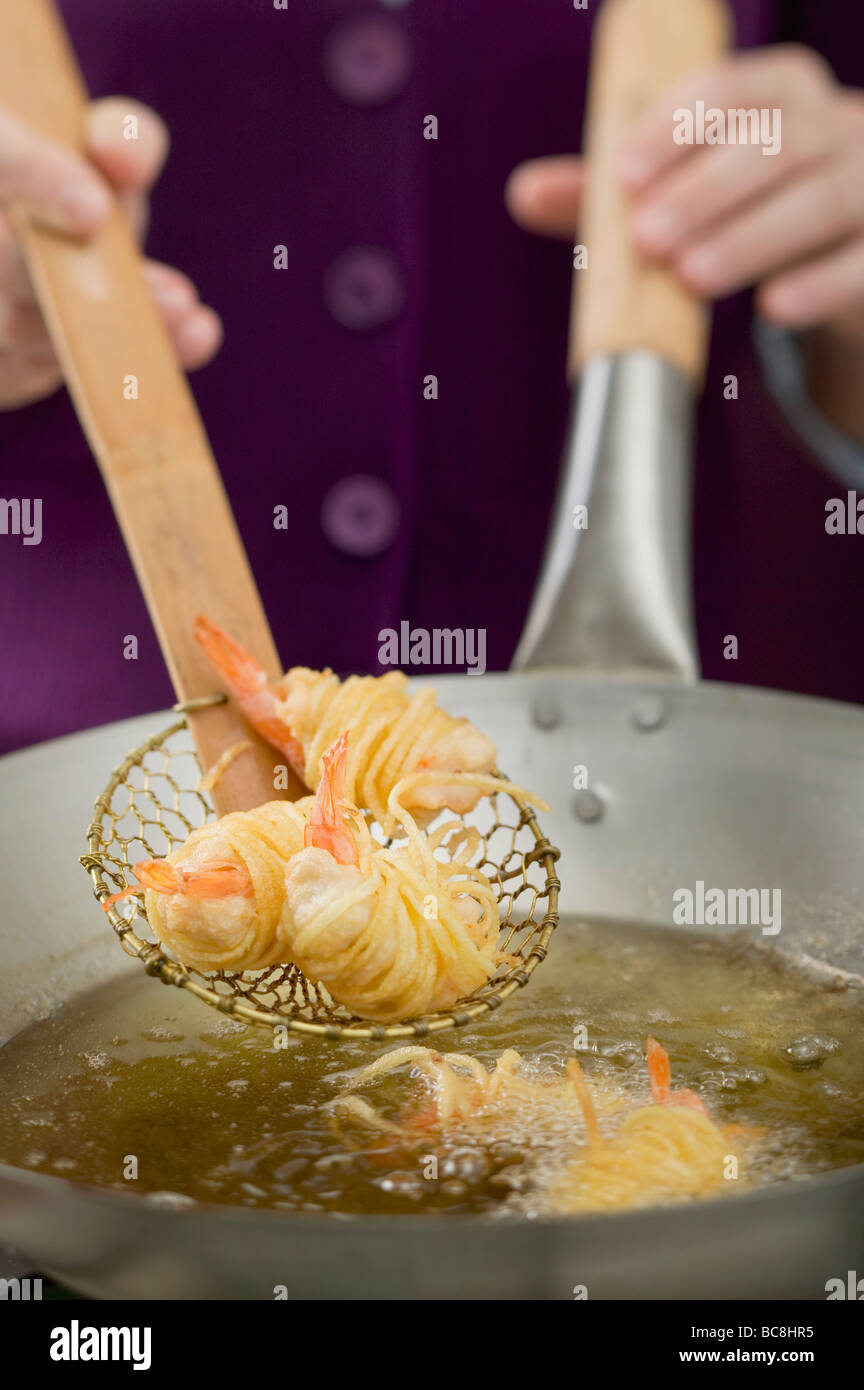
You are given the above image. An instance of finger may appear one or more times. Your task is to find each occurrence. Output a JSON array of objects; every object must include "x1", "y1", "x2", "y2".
[
  {"x1": 631, "y1": 104, "x2": 842, "y2": 257},
  {"x1": 505, "y1": 156, "x2": 584, "y2": 240},
  {"x1": 618, "y1": 45, "x2": 831, "y2": 189},
  {"x1": 171, "y1": 304, "x2": 223, "y2": 370},
  {"x1": 674, "y1": 155, "x2": 864, "y2": 298},
  {"x1": 0, "y1": 297, "x2": 57, "y2": 361},
  {"x1": 143, "y1": 259, "x2": 199, "y2": 321},
  {"x1": 86, "y1": 98, "x2": 170, "y2": 192},
  {"x1": 118, "y1": 188, "x2": 149, "y2": 243},
  {"x1": 0, "y1": 296, "x2": 33, "y2": 349},
  {"x1": 758, "y1": 235, "x2": 864, "y2": 330},
  {"x1": 0, "y1": 213, "x2": 34, "y2": 299},
  {"x1": 142, "y1": 260, "x2": 222, "y2": 365},
  {"x1": 0, "y1": 358, "x2": 62, "y2": 410},
  {"x1": 0, "y1": 108, "x2": 110, "y2": 235},
  {"x1": 0, "y1": 258, "x2": 215, "y2": 388}
]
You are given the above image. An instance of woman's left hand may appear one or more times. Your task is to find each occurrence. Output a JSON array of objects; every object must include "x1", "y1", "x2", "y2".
[
  {"x1": 507, "y1": 44, "x2": 864, "y2": 438},
  {"x1": 507, "y1": 44, "x2": 864, "y2": 339}
]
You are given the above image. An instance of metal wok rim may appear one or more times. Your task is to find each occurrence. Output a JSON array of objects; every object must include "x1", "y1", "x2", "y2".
[{"x1": 1, "y1": 1146, "x2": 862, "y2": 1233}]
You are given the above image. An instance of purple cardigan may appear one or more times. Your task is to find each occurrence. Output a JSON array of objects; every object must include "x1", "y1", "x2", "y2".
[{"x1": 0, "y1": 0, "x2": 860, "y2": 751}]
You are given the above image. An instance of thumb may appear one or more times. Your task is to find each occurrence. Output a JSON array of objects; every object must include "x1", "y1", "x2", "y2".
[
  {"x1": 0, "y1": 108, "x2": 110, "y2": 235},
  {"x1": 506, "y1": 156, "x2": 585, "y2": 241},
  {"x1": 86, "y1": 97, "x2": 170, "y2": 193}
]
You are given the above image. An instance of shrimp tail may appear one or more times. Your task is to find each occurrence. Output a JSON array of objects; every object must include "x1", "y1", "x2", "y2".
[
  {"x1": 645, "y1": 1035, "x2": 672, "y2": 1102},
  {"x1": 101, "y1": 858, "x2": 251, "y2": 910},
  {"x1": 645, "y1": 1035, "x2": 710, "y2": 1117},
  {"x1": 194, "y1": 616, "x2": 305, "y2": 777},
  {"x1": 304, "y1": 731, "x2": 359, "y2": 867}
]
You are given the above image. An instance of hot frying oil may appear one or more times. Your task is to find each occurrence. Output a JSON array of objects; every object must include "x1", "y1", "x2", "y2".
[{"x1": 0, "y1": 919, "x2": 862, "y2": 1216}]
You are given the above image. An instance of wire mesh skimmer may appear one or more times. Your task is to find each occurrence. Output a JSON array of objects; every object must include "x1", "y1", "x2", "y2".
[{"x1": 81, "y1": 712, "x2": 561, "y2": 1040}]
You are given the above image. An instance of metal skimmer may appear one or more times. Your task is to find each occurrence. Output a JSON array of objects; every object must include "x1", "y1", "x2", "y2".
[{"x1": 81, "y1": 711, "x2": 561, "y2": 1040}]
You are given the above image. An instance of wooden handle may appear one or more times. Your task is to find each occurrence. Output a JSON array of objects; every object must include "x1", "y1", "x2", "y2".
[
  {"x1": 0, "y1": 0, "x2": 305, "y2": 814},
  {"x1": 572, "y1": 0, "x2": 731, "y2": 385}
]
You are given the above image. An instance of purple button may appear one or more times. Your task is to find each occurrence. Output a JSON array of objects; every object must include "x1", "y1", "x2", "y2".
[
  {"x1": 323, "y1": 246, "x2": 405, "y2": 330},
  {"x1": 323, "y1": 16, "x2": 412, "y2": 107},
  {"x1": 321, "y1": 475, "x2": 400, "y2": 558}
]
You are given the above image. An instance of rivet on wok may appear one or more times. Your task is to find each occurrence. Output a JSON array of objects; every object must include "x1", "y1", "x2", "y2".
[
  {"x1": 572, "y1": 789, "x2": 604, "y2": 823},
  {"x1": 531, "y1": 697, "x2": 561, "y2": 730},
  {"x1": 631, "y1": 693, "x2": 668, "y2": 732}
]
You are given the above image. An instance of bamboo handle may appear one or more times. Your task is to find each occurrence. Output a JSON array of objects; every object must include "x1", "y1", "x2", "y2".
[
  {"x1": 0, "y1": 0, "x2": 304, "y2": 814},
  {"x1": 572, "y1": 0, "x2": 731, "y2": 385}
]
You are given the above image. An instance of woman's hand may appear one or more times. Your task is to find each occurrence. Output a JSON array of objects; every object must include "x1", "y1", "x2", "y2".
[
  {"x1": 506, "y1": 45, "x2": 864, "y2": 438},
  {"x1": 0, "y1": 97, "x2": 222, "y2": 411}
]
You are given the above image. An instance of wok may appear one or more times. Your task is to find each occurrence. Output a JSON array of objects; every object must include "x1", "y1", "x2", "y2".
[{"x1": 1, "y1": 670, "x2": 863, "y2": 1300}]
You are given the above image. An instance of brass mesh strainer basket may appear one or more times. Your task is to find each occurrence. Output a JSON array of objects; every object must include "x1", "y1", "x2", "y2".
[{"x1": 81, "y1": 713, "x2": 561, "y2": 1040}]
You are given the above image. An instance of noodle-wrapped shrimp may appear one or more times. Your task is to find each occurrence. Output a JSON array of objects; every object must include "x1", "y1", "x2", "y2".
[
  {"x1": 106, "y1": 733, "x2": 506, "y2": 1022},
  {"x1": 333, "y1": 1046, "x2": 625, "y2": 1142},
  {"x1": 279, "y1": 733, "x2": 504, "y2": 1021},
  {"x1": 103, "y1": 801, "x2": 308, "y2": 973},
  {"x1": 194, "y1": 616, "x2": 539, "y2": 833},
  {"x1": 336, "y1": 1048, "x2": 538, "y2": 1134},
  {"x1": 550, "y1": 1039, "x2": 748, "y2": 1212}
]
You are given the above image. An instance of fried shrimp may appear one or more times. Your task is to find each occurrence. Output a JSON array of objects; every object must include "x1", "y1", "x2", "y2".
[
  {"x1": 550, "y1": 1104, "x2": 735, "y2": 1211},
  {"x1": 338, "y1": 1046, "x2": 558, "y2": 1126},
  {"x1": 103, "y1": 800, "x2": 308, "y2": 973},
  {"x1": 550, "y1": 1040, "x2": 746, "y2": 1212},
  {"x1": 194, "y1": 616, "x2": 547, "y2": 833},
  {"x1": 333, "y1": 1044, "x2": 624, "y2": 1138},
  {"x1": 334, "y1": 1037, "x2": 756, "y2": 1212},
  {"x1": 279, "y1": 735, "x2": 503, "y2": 1020},
  {"x1": 104, "y1": 733, "x2": 507, "y2": 1021}
]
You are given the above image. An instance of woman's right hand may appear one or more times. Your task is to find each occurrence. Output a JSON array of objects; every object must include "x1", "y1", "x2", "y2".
[{"x1": 0, "y1": 96, "x2": 222, "y2": 410}]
